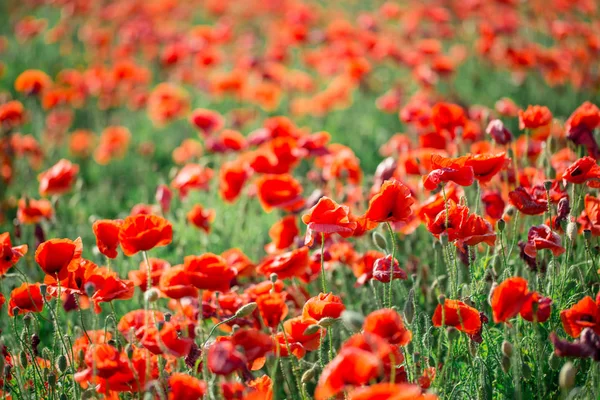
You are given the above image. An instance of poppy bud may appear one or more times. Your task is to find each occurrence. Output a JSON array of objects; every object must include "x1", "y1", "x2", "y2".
[
  {"x1": 12, "y1": 307, "x2": 20, "y2": 316},
  {"x1": 486, "y1": 119, "x2": 513, "y2": 145},
  {"x1": 235, "y1": 302, "x2": 257, "y2": 318},
  {"x1": 548, "y1": 353, "x2": 561, "y2": 370},
  {"x1": 318, "y1": 317, "x2": 337, "y2": 328},
  {"x1": 19, "y1": 350, "x2": 28, "y2": 367},
  {"x1": 566, "y1": 222, "x2": 577, "y2": 242},
  {"x1": 501, "y1": 355, "x2": 511, "y2": 373},
  {"x1": 559, "y1": 362, "x2": 576, "y2": 390},
  {"x1": 48, "y1": 373, "x2": 56, "y2": 388},
  {"x1": 144, "y1": 288, "x2": 160, "y2": 303},
  {"x1": 231, "y1": 324, "x2": 240, "y2": 333},
  {"x1": 125, "y1": 344, "x2": 134, "y2": 359},
  {"x1": 57, "y1": 354, "x2": 67, "y2": 372},
  {"x1": 372, "y1": 231, "x2": 388, "y2": 251},
  {"x1": 505, "y1": 205, "x2": 516, "y2": 217},
  {"x1": 269, "y1": 273, "x2": 278, "y2": 283},
  {"x1": 497, "y1": 218, "x2": 506, "y2": 232},
  {"x1": 584, "y1": 229, "x2": 592, "y2": 241},
  {"x1": 556, "y1": 198, "x2": 570, "y2": 228},
  {"x1": 304, "y1": 324, "x2": 321, "y2": 336},
  {"x1": 522, "y1": 362, "x2": 532, "y2": 379},
  {"x1": 84, "y1": 282, "x2": 96, "y2": 298},
  {"x1": 301, "y1": 365, "x2": 318, "y2": 383},
  {"x1": 501, "y1": 341, "x2": 513, "y2": 358},
  {"x1": 404, "y1": 288, "x2": 415, "y2": 324},
  {"x1": 341, "y1": 310, "x2": 364, "y2": 332},
  {"x1": 543, "y1": 180, "x2": 553, "y2": 191},
  {"x1": 60, "y1": 394, "x2": 67, "y2": 400},
  {"x1": 164, "y1": 312, "x2": 172, "y2": 322},
  {"x1": 438, "y1": 294, "x2": 446, "y2": 305},
  {"x1": 39, "y1": 284, "x2": 47, "y2": 296}
]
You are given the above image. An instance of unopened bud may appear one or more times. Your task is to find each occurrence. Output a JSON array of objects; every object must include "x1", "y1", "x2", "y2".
[
  {"x1": 23, "y1": 313, "x2": 32, "y2": 327},
  {"x1": 57, "y1": 354, "x2": 68, "y2": 373},
  {"x1": 543, "y1": 180, "x2": 553, "y2": 191},
  {"x1": 501, "y1": 355, "x2": 511, "y2": 373},
  {"x1": 559, "y1": 362, "x2": 576, "y2": 390},
  {"x1": 303, "y1": 324, "x2": 321, "y2": 336},
  {"x1": 231, "y1": 324, "x2": 240, "y2": 333},
  {"x1": 164, "y1": 312, "x2": 172, "y2": 322},
  {"x1": 301, "y1": 365, "x2": 317, "y2": 383},
  {"x1": 39, "y1": 284, "x2": 47, "y2": 296},
  {"x1": 497, "y1": 219, "x2": 506, "y2": 232},
  {"x1": 48, "y1": 373, "x2": 56, "y2": 387},
  {"x1": 235, "y1": 302, "x2": 257, "y2": 318},
  {"x1": 19, "y1": 351, "x2": 28, "y2": 367},
  {"x1": 501, "y1": 341, "x2": 513, "y2": 358},
  {"x1": 566, "y1": 222, "x2": 577, "y2": 242},
  {"x1": 270, "y1": 273, "x2": 278, "y2": 283},
  {"x1": 522, "y1": 362, "x2": 532, "y2": 379},
  {"x1": 584, "y1": 229, "x2": 592, "y2": 241},
  {"x1": 341, "y1": 310, "x2": 364, "y2": 332},
  {"x1": 548, "y1": 352, "x2": 561, "y2": 370},
  {"x1": 404, "y1": 288, "x2": 415, "y2": 324},
  {"x1": 318, "y1": 317, "x2": 337, "y2": 328},
  {"x1": 144, "y1": 288, "x2": 160, "y2": 303},
  {"x1": 372, "y1": 231, "x2": 388, "y2": 251},
  {"x1": 125, "y1": 344, "x2": 134, "y2": 359},
  {"x1": 438, "y1": 294, "x2": 446, "y2": 305}
]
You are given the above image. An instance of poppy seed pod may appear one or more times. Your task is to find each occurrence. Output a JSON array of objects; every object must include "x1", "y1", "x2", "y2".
[
  {"x1": 269, "y1": 273, "x2": 278, "y2": 283},
  {"x1": 584, "y1": 229, "x2": 592, "y2": 241},
  {"x1": 39, "y1": 284, "x2": 47, "y2": 296},
  {"x1": 235, "y1": 302, "x2": 257, "y2": 318},
  {"x1": 164, "y1": 312, "x2": 172, "y2": 322},
  {"x1": 84, "y1": 282, "x2": 96, "y2": 298},
  {"x1": 125, "y1": 344, "x2": 134, "y2": 359},
  {"x1": 57, "y1": 354, "x2": 67, "y2": 372},
  {"x1": 438, "y1": 294, "x2": 446, "y2": 305},
  {"x1": 19, "y1": 351, "x2": 27, "y2": 367},
  {"x1": 48, "y1": 373, "x2": 56, "y2": 387},
  {"x1": 543, "y1": 180, "x2": 553, "y2": 191},
  {"x1": 559, "y1": 362, "x2": 576, "y2": 390},
  {"x1": 23, "y1": 313, "x2": 32, "y2": 327},
  {"x1": 341, "y1": 310, "x2": 364, "y2": 332},
  {"x1": 549, "y1": 353, "x2": 561, "y2": 370}
]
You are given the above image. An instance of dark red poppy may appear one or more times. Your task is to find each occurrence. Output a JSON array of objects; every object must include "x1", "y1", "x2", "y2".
[
  {"x1": 508, "y1": 186, "x2": 548, "y2": 215},
  {"x1": 481, "y1": 191, "x2": 505, "y2": 221},
  {"x1": 372, "y1": 255, "x2": 408, "y2": 283},
  {"x1": 523, "y1": 225, "x2": 565, "y2": 258},
  {"x1": 207, "y1": 340, "x2": 247, "y2": 375},
  {"x1": 520, "y1": 292, "x2": 552, "y2": 323}
]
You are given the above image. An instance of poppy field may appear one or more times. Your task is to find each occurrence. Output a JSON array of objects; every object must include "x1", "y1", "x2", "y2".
[{"x1": 2, "y1": 0, "x2": 600, "y2": 399}]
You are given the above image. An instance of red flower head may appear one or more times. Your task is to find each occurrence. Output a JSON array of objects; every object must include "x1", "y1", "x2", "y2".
[
  {"x1": 184, "y1": 253, "x2": 236, "y2": 292},
  {"x1": 283, "y1": 316, "x2": 323, "y2": 351},
  {"x1": 481, "y1": 191, "x2": 505, "y2": 221},
  {"x1": 372, "y1": 255, "x2": 408, "y2": 283},
  {"x1": 302, "y1": 197, "x2": 357, "y2": 246},
  {"x1": 491, "y1": 277, "x2": 531, "y2": 323},
  {"x1": 118, "y1": 214, "x2": 173, "y2": 256},
  {"x1": 423, "y1": 155, "x2": 474, "y2": 190},
  {"x1": 486, "y1": 119, "x2": 513, "y2": 145},
  {"x1": 0, "y1": 100, "x2": 26, "y2": 130},
  {"x1": 465, "y1": 153, "x2": 507, "y2": 183},
  {"x1": 363, "y1": 308, "x2": 412, "y2": 346},
  {"x1": 168, "y1": 373, "x2": 207, "y2": 400},
  {"x1": 566, "y1": 102, "x2": 600, "y2": 158},
  {"x1": 431, "y1": 102, "x2": 466, "y2": 138},
  {"x1": 562, "y1": 157, "x2": 600, "y2": 187},
  {"x1": 520, "y1": 292, "x2": 552, "y2": 323},
  {"x1": 257, "y1": 246, "x2": 310, "y2": 280},
  {"x1": 189, "y1": 108, "x2": 224, "y2": 136},
  {"x1": 8, "y1": 282, "x2": 44, "y2": 316},
  {"x1": 432, "y1": 299, "x2": 481, "y2": 335},
  {"x1": 86, "y1": 268, "x2": 135, "y2": 313},
  {"x1": 508, "y1": 186, "x2": 548, "y2": 215},
  {"x1": 266, "y1": 215, "x2": 299, "y2": 253},
  {"x1": 207, "y1": 341, "x2": 247, "y2": 375},
  {"x1": 0, "y1": 232, "x2": 28, "y2": 276},
  {"x1": 14, "y1": 69, "x2": 52, "y2": 95},
  {"x1": 37, "y1": 158, "x2": 79, "y2": 197},
  {"x1": 523, "y1": 225, "x2": 565, "y2": 258},
  {"x1": 560, "y1": 296, "x2": 600, "y2": 338},
  {"x1": 256, "y1": 291, "x2": 288, "y2": 329},
  {"x1": 35, "y1": 237, "x2": 83, "y2": 277},
  {"x1": 364, "y1": 180, "x2": 414, "y2": 224},
  {"x1": 351, "y1": 250, "x2": 384, "y2": 286},
  {"x1": 256, "y1": 174, "x2": 304, "y2": 212},
  {"x1": 219, "y1": 160, "x2": 250, "y2": 203},
  {"x1": 580, "y1": 195, "x2": 600, "y2": 236},
  {"x1": 187, "y1": 204, "x2": 216, "y2": 233},
  {"x1": 17, "y1": 198, "x2": 53, "y2": 224},
  {"x1": 92, "y1": 219, "x2": 123, "y2": 259},
  {"x1": 518, "y1": 105, "x2": 552, "y2": 130},
  {"x1": 159, "y1": 265, "x2": 198, "y2": 299},
  {"x1": 302, "y1": 292, "x2": 345, "y2": 322},
  {"x1": 171, "y1": 164, "x2": 214, "y2": 198}
]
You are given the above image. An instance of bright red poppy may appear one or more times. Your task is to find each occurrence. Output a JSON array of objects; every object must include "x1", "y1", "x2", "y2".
[
  {"x1": 255, "y1": 174, "x2": 304, "y2": 212},
  {"x1": 92, "y1": 219, "x2": 123, "y2": 259},
  {"x1": 518, "y1": 105, "x2": 552, "y2": 130},
  {"x1": 266, "y1": 215, "x2": 299, "y2": 253},
  {"x1": 168, "y1": 373, "x2": 207, "y2": 400},
  {"x1": 256, "y1": 291, "x2": 288, "y2": 329},
  {"x1": 432, "y1": 299, "x2": 481, "y2": 335},
  {"x1": 562, "y1": 157, "x2": 600, "y2": 187},
  {"x1": 422, "y1": 155, "x2": 474, "y2": 190},
  {"x1": 17, "y1": 198, "x2": 53, "y2": 224},
  {"x1": 363, "y1": 308, "x2": 412, "y2": 346},
  {"x1": 159, "y1": 265, "x2": 198, "y2": 299},
  {"x1": 118, "y1": 214, "x2": 173, "y2": 256},
  {"x1": 184, "y1": 253, "x2": 236, "y2": 292},
  {"x1": 187, "y1": 204, "x2": 216, "y2": 233},
  {"x1": 302, "y1": 196, "x2": 357, "y2": 246},
  {"x1": 491, "y1": 277, "x2": 531, "y2": 323},
  {"x1": 364, "y1": 179, "x2": 414, "y2": 224},
  {"x1": 257, "y1": 246, "x2": 310, "y2": 280},
  {"x1": 35, "y1": 237, "x2": 83, "y2": 276},
  {"x1": 560, "y1": 296, "x2": 600, "y2": 338},
  {"x1": 302, "y1": 292, "x2": 345, "y2": 322},
  {"x1": 8, "y1": 282, "x2": 44, "y2": 316},
  {"x1": 0, "y1": 232, "x2": 28, "y2": 275}
]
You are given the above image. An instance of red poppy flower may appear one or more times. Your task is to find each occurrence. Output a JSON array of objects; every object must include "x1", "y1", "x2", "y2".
[
  {"x1": 520, "y1": 292, "x2": 552, "y2": 323},
  {"x1": 8, "y1": 282, "x2": 44, "y2": 316},
  {"x1": 118, "y1": 214, "x2": 173, "y2": 256},
  {"x1": 283, "y1": 316, "x2": 322, "y2": 351},
  {"x1": 172, "y1": 139, "x2": 203, "y2": 165},
  {"x1": 486, "y1": 119, "x2": 513, "y2": 145},
  {"x1": 562, "y1": 157, "x2": 600, "y2": 187},
  {"x1": 302, "y1": 292, "x2": 345, "y2": 322},
  {"x1": 221, "y1": 248, "x2": 255, "y2": 277},
  {"x1": 184, "y1": 253, "x2": 235, "y2": 292},
  {"x1": 425, "y1": 200, "x2": 468, "y2": 242},
  {"x1": 372, "y1": 255, "x2": 408, "y2": 283},
  {"x1": 257, "y1": 291, "x2": 288, "y2": 329},
  {"x1": 566, "y1": 102, "x2": 600, "y2": 158},
  {"x1": 14, "y1": 69, "x2": 52, "y2": 95},
  {"x1": 363, "y1": 308, "x2": 412, "y2": 346},
  {"x1": 348, "y1": 383, "x2": 433, "y2": 400},
  {"x1": 17, "y1": 198, "x2": 53, "y2": 224},
  {"x1": 560, "y1": 296, "x2": 600, "y2": 338},
  {"x1": 207, "y1": 341, "x2": 247, "y2": 375},
  {"x1": 169, "y1": 373, "x2": 207, "y2": 400},
  {"x1": 159, "y1": 265, "x2": 198, "y2": 299},
  {"x1": 266, "y1": 215, "x2": 299, "y2": 253},
  {"x1": 422, "y1": 155, "x2": 474, "y2": 190},
  {"x1": 579, "y1": 195, "x2": 600, "y2": 236},
  {"x1": 491, "y1": 277, "x2": 532, "y2": 323},
  {"x1": 230, "y1": 328, "x2": 273, "y2": 370},
  {"x1": 187, "y1": 204, "x2": 216, "y2": 233},
  {"x1": 522, "y1": 225, "x2": 565, "y2": 258},
  {"x1": 481, "y1": 191, "x2": 505, "y2": 221},
  {"x1": 256, "y1": 174, "x2": 304, "y2": 212},
  {"x1": 0, "y1": 232, "x2": 28, "y2": 275},
  {"x1": 364, "y1": 180, "x2": 414, "y2": 224},
  {"x1": 94, "y1": 126, "x2": 131, "y2": 165},
  {"x1": 418, "y1": 184, "x2": 461, "y2": 222},
  {"x1": 85, "y1": 267, "x2": 135, "y2": 313},
  {"x1": 302, "y1": 197, "x2": 357, "y2": 246},
  {"x1": 518, "y1": 105, "x2": 552, "y2": 130},
  {"x1": 189, "y1": 108, "x2": 224, "y2": 136},
  {"x1": 508, "y1": 186, "x2": 548, "y2": 215},
  {"x1": 84, "y1": 343, "x2": 121, "y2": 378},
  {"x1": 431, "y1": 102, "x2": 466, "y2": 138},
  {"x1": 432, "y1": 299, "x2": 481, "y2": 335},
  {"x1": 35, "y1": 237, "x2": 83, "y2": 276},
  {"x1": 129, "y1": 257, "x2": 170, "y2": 291},
  {"x1": 171, "y1": 164, "x2": 214, "y2": 198},
  {"x1": 219, "y1": 160, "x2": 250, "y2": 203},
  {"x1": 92, "y1": 219, "x2": 123, "y2": 259},
  {"x1": 314, "y1": 347, "x2": 381, "y2": 400},
  {"x1": 465, "y1": 153, "x2": 507, "y2": 183},
  {"x1": 0, "y1": 100, "x2": 26, "y2": 130},
  {"x1": 351, "y1": 250, "x2": 384, "y2": 286},
  {"x1": 256, "y1": 246, "x2": 310, "y2": 280},
  {"x1": 458, "y1": 213, "x2": 497, "y2": 247}
]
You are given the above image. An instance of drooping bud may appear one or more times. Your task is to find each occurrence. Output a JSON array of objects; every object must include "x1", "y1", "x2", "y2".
[
  {"x1": 318, "y1": 317, "x2": 337, "y2": 328},
  {"x1": 303, "y1": 324, "x2": 321, "y2": 336},
  {"x1": 372, "y1": 231, "x2": 388, "y2": 252},
  {"x1": 501, "y1": 355, "x2": 511, "y2": 373},
  {"x1": 341, "y1": 310, "x2": 364, "y2": 332},
  {"x1": 235, "y1": 302, "x2": 258, "y2": 318},
  {"x1": 497, "y1": 218, "x2": 506, "y2": 232}
]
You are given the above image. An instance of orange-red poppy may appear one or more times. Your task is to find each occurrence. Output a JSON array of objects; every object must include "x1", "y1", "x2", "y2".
[
  {"x1": 94, "y1": 126, "x2": 131, "y2": 165},
  {"x1": 432, "y1": 299, "x2": 481, "y2": 335},
  {"x1": 8, "y1": 282, "x2": 44, "y2": 316},
  {"x1": 348, "y1": 383, "x2": 436, "y2": 400},
  {"x1": 363, "y1": 308, "x2": 412, "y2": 346},
  {"x1": 465, "y1": 153, "x2": 507, "y2": 183},
  {"x1": 129, "y1": 257, "x2": 170, "y2": 291},
  {"x1": 560, "y1": 296, "x2": 600, "y2": 338},
  {"x1": 257, "y1": 246, "x2": 310, "y2": 280},
  {"x1": 491, "y1": 277, "x2": 532, "y2": 323},
  {"x1": 171, "y1": 164, "x2": 215, "y2": 198},
  {"x1": 283, "y1": 316, "x2": 322, "y2": 351},
  {"x1": 17, "y1": 198, "x2": 53, "y2": 224},
  {"x1": 266, "y1": 215, "x2": 299, "y2": 253},
  {"x1": 221, "y1": 248, "x2": 255, "y2": 277},
  {"x1": 159, "y1": 264, "x2": 198, "y2": 299},
  {"x1": 0, "y1": 232, "x2": 28, "y2": 275},
  {"x1": 431, "y1": 102, "x2": 466, "y2": 138},
  {"x1": 0, "y1": 100, "x2": 26, "y2": 130},
  {"x1": 184, "y1": 253, "x2": 236, "y2": 292},
  {"x1": 92, "y1": 219, "x2": 123, "y2": 259},
  {"x1": 579, "y1": 195, "x2": 600, "y2": 235},
  {"x1": 422, "y1": 155, "x2": 474, "y2": 190},
  {"x1": 118, "y1": 214, "x2": 173, "y2": 256},
  {"x1": 85, "y1": 267, "x2": 135, "y2": 313},
  {"x1": 256, "y1": 291, "x2": 288, "y2": 329},
  {"x1": 302, "y1": 292, "x2": 345, "y2": 322},
  {"x1": 364, "y1": 179, "x2": 414, "y2": 224},
  {"x1": 189, "y1": 108, "x2": 224, "y2": 136},
  {"x1": 14, "y1": 69, "x2": 52, "y2": 95},
  {"x1": 169, "y1": 373, "x2": 207, "y2": 400},
  {"x1": 518, "y1": 105, "x2": 552, "y2": 130},
  {"x1": 520, "y1": 292, "x2": 552, "y2": 323},
  {"x1": 219, "y1": 160, "x2": 250, "y2": 203},
  {"x1": 508, "y1": 186, "x2": 548, "y2": 215},
  {"x1": 35, "y1": 237, "x2": 83, "y2": 276},
  {"x1": 302, "y1": 196, "x2": 357, "y2": 246},
  {"x1": 562, "y1": 157, "x2": 600, "y2": 187},
  {"x1": 187, "y1": 204, "x2": 216, "y2": 233},
  {"x1": 255, "y1": 174, "x2": 304, "y2": 212}
]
